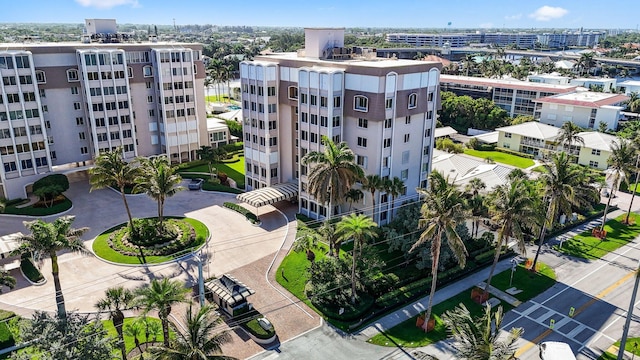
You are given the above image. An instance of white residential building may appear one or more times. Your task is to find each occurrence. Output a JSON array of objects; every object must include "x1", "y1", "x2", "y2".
[
  {"x1": 535, "y1": 91, "x2": 628, "y2": 130},
  {"x1": 239, "y1": 28, "x2": 441, "y2": 223},
  {"x1": 0, "y1": 19, "x2": 207, "y2": 199}
]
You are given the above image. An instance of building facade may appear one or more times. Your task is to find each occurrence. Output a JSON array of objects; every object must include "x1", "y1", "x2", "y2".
[
  {"x1": 240, "y1": 28, "x2": 441, "y2": 223},
  {"x1": 537, "y1": 31, "x2": 605, "y2": 49},
  {"x1": 535, "y1": 91, "x2": 628, "y2": 130},
  {"x1": 0, "y1": 32, "x2": 206, "y2": 199}
]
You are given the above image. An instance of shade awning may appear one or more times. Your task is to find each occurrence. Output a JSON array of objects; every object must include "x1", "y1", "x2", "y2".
[
  {"x1": 236, "y1": 182, "x2": 298, "y2": 208},
  {"x1": 206, "y1": 274, "x2": 255, "y2": 307},
  {"x1": 0, "y1": 233, "x2": 22, "y2": 258}
]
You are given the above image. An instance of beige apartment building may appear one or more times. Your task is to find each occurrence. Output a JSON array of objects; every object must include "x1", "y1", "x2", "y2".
[
  {"x1": 239, "y1": 28, "x2": 441, "y2": 223},
  {"x1": 0, "y1": 19, "x2": 207, "y2": 200}
]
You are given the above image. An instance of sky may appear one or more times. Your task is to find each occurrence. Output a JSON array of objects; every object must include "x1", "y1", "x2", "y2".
[{"x1": 0, "y1": 0, "x2": 638, "y2": 30}]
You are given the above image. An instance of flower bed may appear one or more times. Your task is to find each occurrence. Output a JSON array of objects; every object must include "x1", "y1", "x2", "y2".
[{"x1": 107, "y1": 219, "x2": 197, "y2": 257}]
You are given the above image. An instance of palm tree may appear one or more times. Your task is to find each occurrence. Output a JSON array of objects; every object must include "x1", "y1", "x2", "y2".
[
  {"x1": 301, "y1": 136, "x2": 364, "y2": 219},
  {"x1": 387, "y1": 177, "x2": 405, "y2": 217},
  {"x1": 556, "y1": 121, "x2": 585, "y2": 153},
  {"x1": 0, "y1": 270, "x2": 16, "y2": 293},
  {"x1": 148, "y1": 303, "x2": 232, "y2": 360},
  {"x1": 443, "y1": 303, "x2": 522, "y2": 360},
  {"x1": 15, "y1": 216, "x2": 90, "y2": 319},
  {"x1": 577, "y1": 52, "x2": 597, "y2": 76},
  {"x1": 335, "y1": 214, "x2": 377, "y2": 304},
  {"x1": 135, "y1": 156, "x2": 184, "y2": 226},
  {"x1": 89, "y1": 147, "x2": 140, "y2": 231},
  {"x1": 484, "y1": 179, "x2": 538, "y2": 295},
  {"x1": 411, "y1": 171, "x2": 468, "y2": 330},
  {"x1": 364, "y1": 174, "x2": 384, "y2": 221},
  {"x1": 96, "y1": 286, "x2": 136, "y2": 360},
  {"x1": 601, "y1": 139, "x2": 636, "y2": 230},
  {"x1": 195, "y1": 146, "x2": 215, "y2": 181},
  {"x1": 319, "y1": 221, "x2": 341, "y2": 257},
  {"x1": 292, "y1": 230, "x2": 319, "y2": 261},
  {"x1": 123, "y1": 320, "x2": 144, "y2": 354},
  {"x1": 531, "y1": 152, "x2": 599, "y2": 270},
  {"x1": 136, "y1": 278, "x2": 190, "y2": 347},
  {"x1": 464, "y1": 178, "x2": 486, "y2": 238},
  {"x1": 345, "y1": 188, "x2": 364, "y2": 212}
]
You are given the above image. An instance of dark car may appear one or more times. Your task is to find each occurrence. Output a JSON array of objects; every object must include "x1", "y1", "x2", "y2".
[{"x1": 188, "y1": 178, "x2": 204, "y2": 190}]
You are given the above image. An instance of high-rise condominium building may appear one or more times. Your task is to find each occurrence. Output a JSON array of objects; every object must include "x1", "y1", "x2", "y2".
[
  {"x1": 239, "y1": 28, "x2": 441, "y2": 224},
  {"x1": 0, "y1": 19, "x2": 207, "y2": 199}
]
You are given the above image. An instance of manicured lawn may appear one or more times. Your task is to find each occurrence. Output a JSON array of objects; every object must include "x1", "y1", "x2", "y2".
[
  {"x1": 597, "y1": 337, "x2": 640, "y2": 359},
  {"x1": 368, "y1": 262, "x2": 555, "y2": 348},
  {"x1": 276, "y1": 244, "x2": 329, "y2": 302},
  {"x1": 464, "y1": 149, "x2": 535, "y2": 169},
  {"x1": 179, "y1": 154, "x2": 245, "y2": 189},
  {"x1": 102, "y1": 317, "x2": 164, "y2": 353},
  {"x1": 628, "y1": 183, "x2": 640, "y2": 194},
  {"x1": 2, "y1": 196, "x2": 72, "y2": 216},
  {"x1": 92, "y1": 217, "x2": 209, "y2": 265},
  {"x1": 556, "y1": 213, "x2": 640, "y2": 260}
]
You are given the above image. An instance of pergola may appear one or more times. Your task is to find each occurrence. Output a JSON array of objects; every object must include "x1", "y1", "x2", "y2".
[{"x1": 236, "y1": 182, "x2": 298, "y2": 218}]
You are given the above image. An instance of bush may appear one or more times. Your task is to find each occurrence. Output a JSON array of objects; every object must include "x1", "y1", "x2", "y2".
[
  {"x1": 223, "y1": 202, "x2": 258, "y2": 223},
  {"x1": 239, "y1": 311, "x2": 276, "y2": 340},
  {"x1": 0, "y1": 321, "x2": 15, "y2": 349},
  {"x1": 316, "y1": 293, "x2": 375, "y2": 322},
  {"x1": 129, "y1": 218, "x2": 178, "y2": 246},
  {"x1": 474, "y1": 249, "x2": 496, "y2": 264},
  {"x1": 466, "y1": 137, "x2": 480, "y2": 150},
  {"x1": 495, "y1": 147, "x2": 535, "y2": 159},
  {"x1": 376, "y1": 277, "x2": 432, "y2": 308},
  {"x1": 221, "y1": 142, "x2": 243, "y2": 153},
  {"x1": 33, "y1": 174, "x2": 69, "y2": 206},
  {"x1": 21, "y1": 258, "x2": 44, "y2": 283}
]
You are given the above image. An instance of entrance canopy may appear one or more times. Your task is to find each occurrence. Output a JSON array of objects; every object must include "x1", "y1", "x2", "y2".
[
  {"x1": 236, "y1": 182, "x2": 298, "y2": 208},
  {"x1": 206, "y1": 274, "x2": 255, "y2": 308},
  {"x1": 0, "y1": 233, "x2": 22, "y2": 259}
]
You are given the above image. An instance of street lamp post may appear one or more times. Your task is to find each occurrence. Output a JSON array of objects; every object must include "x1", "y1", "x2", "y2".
[
  {"x1": 625, "y1": 154, "x2": 640, "y2": 224},
  {"x1": 619, "y1": 260, "x2": 640, "y2": 360}
]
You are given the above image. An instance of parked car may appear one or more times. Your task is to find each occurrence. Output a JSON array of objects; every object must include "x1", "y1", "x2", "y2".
[
  {"x1": 539, "y1": 341, "x2": 576, "y2": 360},
  {"x1": 188, "y1": 178, "x2": 204, "y2": 190}
]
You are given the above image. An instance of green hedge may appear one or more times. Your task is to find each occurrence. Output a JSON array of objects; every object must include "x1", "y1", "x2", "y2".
[
  {"x1": 21, "y1": 258, "x2": 44, "y2": 283},
  {"x1": 474, "y1": 249, "x2": 496, "y2": 264},
  {"x1": 376, "y1": 277, "x2": 432, "y2": 308},
  {"x1": 0, "y1": 311, "x2": 16, "y2": 349},
  {"x1": 223, "y1": 202, "x2": 258, "y2": 223},
  {"x1": 495, "y1": 147, "x2": 535, "y2": 159},
  {"x1": 315, "y1": 294, "x2": 375, "y2": 322},
  {"x1": 3, "y1": 196, "x2": 72, "y2": 216}
]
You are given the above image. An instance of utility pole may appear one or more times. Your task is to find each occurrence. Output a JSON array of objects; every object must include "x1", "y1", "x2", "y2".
[
  {"x1": 193, "y1": 252, "x2": 205, "y2": 307},
  {"x1": 619, "y1": 260, "x2": 640, "y2": 360},
  {"x1": 625, "y1": 154, "x2": 640, "y2": 224}
]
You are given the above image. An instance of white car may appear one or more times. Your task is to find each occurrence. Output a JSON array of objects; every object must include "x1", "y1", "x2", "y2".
[{"x1": 539, "y1": 341, "x2": 576, "y2": 360}]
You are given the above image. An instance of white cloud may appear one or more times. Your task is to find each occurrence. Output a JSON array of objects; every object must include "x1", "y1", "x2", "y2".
[
  {"x1": 479, "y1": 22, "x2": 494, "y2": 29},
  {"x1": 75, "y1": 0, "x2": 140, "y2": 9},
  {"x1": 528, "y1": 6, "x2": 568, "y2": 21},
  {"x1": 505, "y1": 13, "x2": 522, "y2": 21}
]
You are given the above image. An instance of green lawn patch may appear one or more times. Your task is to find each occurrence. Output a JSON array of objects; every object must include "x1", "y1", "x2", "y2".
[
  {"x1": 463, "y1": 149, "x2": 535, "y2": 168},
  {"x1": 102, "y1": 317, "x2": 164, "y2": 353},
  {"x1": 556, "y1": 213, "x2": 640, "y2": 260},
  {"x1": 276, "y1": 244, "x2": 329, "y2": 301},
  {"x1": 368, "y1": 262, "x2": 555, "y2": 348},
  {"x1": 2, "y1": 196, "x2": 72, "y2": 216},
  {"x1": 92, "y1": 217, "x2": 208, "y2": 265},
  {"x1": 178, "y1": 154, "x2": 245, "y2": 189}
]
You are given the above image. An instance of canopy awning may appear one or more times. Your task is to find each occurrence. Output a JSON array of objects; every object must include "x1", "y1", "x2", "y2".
[
  {"x1": 0, "y1": 233, "x2": 22, "y2": 259},
  {"x1": 236, "y1": 182, "x2": 298, "y2": 208},
  {"x1": 206, "y1": 274, "x2": 255, "y2": 307}
]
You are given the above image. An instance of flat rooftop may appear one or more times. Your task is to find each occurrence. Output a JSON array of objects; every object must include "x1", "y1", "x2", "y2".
[
  {"x1": 440, "y1": 74, "x2": 576, "y2": 92},
  {"x1": 256, "y1": 52, "x2": 439, "y2": 68},
  {"x1": 535, "y1": 91, "x2": 629, "y2": 107},
  {"x1": 0, "y1": 41, "x2": 202, "y2": 49}
]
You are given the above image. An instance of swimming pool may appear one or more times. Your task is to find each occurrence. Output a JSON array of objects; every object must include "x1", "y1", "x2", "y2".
[{"x1": 227, "y1": 105, "x2": 241, "y2": 110}]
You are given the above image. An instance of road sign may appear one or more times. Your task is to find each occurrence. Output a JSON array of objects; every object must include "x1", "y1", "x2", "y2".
[{"x1": 550, "y1": 319, "x2": 555, "y2": 329}]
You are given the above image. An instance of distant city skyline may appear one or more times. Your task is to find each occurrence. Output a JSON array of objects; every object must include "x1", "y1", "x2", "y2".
[{"x1": 1, "y1": 0, "x2": 639, "y2": 30}]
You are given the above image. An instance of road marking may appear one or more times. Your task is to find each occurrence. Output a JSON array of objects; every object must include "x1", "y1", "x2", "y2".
[{"x1": 515, "y1": 329, "x2": 553, "y2": 357}]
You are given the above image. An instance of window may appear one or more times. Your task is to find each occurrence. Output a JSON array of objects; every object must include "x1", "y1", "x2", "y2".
[
  {"x1": 269, "y1": 137, "x2": 278, "y2": 147},
  {"x1": 589, "y1": 161, "x2": 599, "y2": 168},
  {"x1": 385, "y1": 98, "x2": 393, "y2": 109},
  {"x1": 503, "y1": 143, "x2": 510, "y2": 149},
  {"x1": 301, "y1": 112, "x2": 308, "y2": 123},
  {"x1": 320, "y1": 96, "x2": 328, "y2": 107},
  {"x1": 358, "y1": 118, "x2": 368, "y2": 128},
  {"x1": 401, "y1": 169, "x2": 408, "y2": 180},
  {"x1": 423, "y1": 146, "x2": 429, "y2": 156},
  {"x1": 3, "y1": 162, "x2": 17, "y2": 172},
  {"x1": 404, "y1": 134, "x2": 410, "y2": 143},
  {"x1": 408, "y1": 93, "x2": 418, "y2": 109},
  {"x1": 21, "y1": 159, "x2": 33, "y2": 170},
  {"x1": 18, "y1": 75, "x2": 32, "y2": 85},
  {"x1": 356, "y1": 155, "x2": 368, "y2": 169},
  {"x1": 382, "y1": 156, "x2": 390, "y2": 168},
  {"x1": 6, "y1": 94, "x2": 20, "y2": 103},
  {"x1": 402, "y1": 150, "x2": 410, "y2": 164},
  {"x1": 428, "y1": 92, "x2": 434, "y2": 102},
  {"x1": 127, "y1": 67, "x2": 133, "y2": 78},
  {"x1": 333, "y1": 96, "x2": 341, "y2": 107},
  {"x1": 591, "y1": 149, "x2": 601, "y2": 156},
  {"x1": 505, "y1": 132, "x2": 512, "y2": 138},
  {"x1": 15, "y1": 55, "x2": 30, "y2": 68},
  {"x1": 258, "y1": 87, "x2": 264, "y2": 96},
  {"x1": 357, "y1": 137, "x2": 367, "y2": 147},
  {"x1": 288, "y1": 86, "x2": 298, "y2": 99},
  {"x1": 39, "y1": 88, "x2": 46, "y2": 98},
  {"x1": 0, "y1": 56, "x2": 14, "y2": 69},
  {"x1": 2, "y1": 76, "x2": 16, "y2": 86},
  {"x1": 268, "y1": 104, "x2": 277, "y2": 113},
  {"x1": 549, "y1": 103, "x2": 558, "y2": 110},
  {"x1": 300, "y1": 93, "x2": 308, "y2": 104},
  {"x1": 268, "y1": 87, "x2": 276, "y2": 96},
  {"x1": 74, "y1": 102, "x2": 81, "y2": 110},
  {"x1": 332, "y1": 116, "x2": 341, "y2": 127},
  {"x1": 310, "y1": 133, "x2": 318, "y2": 143},
  {"x1": 67, "y1": 69, "x2": 79, "y2": 81},
  {"x1": 384, "y1": 118, "x2": 392, "y2": 129},
  {"x1": 354, "y1": 95, "x2": 368, "y2": 112},
  {"x1": 79, "y1": 132, "x2": 86, "y2": 140},
  {"x1": 320, "y1": 116, "x2": 328, "y2": 127},
  {"x1": 143, "y1": 66, "x2": 153, "y2": 77},
  {"x1": 80, "y1": 146, "x2": 89, "y2": 154},
  {"x1": 301, "y1": 131, "x2": 308, "y2": 141},
  {"x1": 565, "y1": 105, "x2": 574, "y2": 112},
  {"x1": 270, "y1": 168, "x2": 278, "y2": 177},
  {"x1": 405, "y1": 116, "x2": 411, "y2": 125},
  {"x1": 384, "y1": 138, "x2": 392, "y2": 148},
  {"x1": 310, "y1": 95, "x2": 317, "y2": 106},
  {"x1": 71, "y1": 87, "x2": 79, "y2": 95},
  {"x1": 310, "y1": 114, "x2": 318, "y2": 125}
]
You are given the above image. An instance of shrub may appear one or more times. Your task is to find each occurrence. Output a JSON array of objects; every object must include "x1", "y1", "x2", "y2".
[
  {"x1": 33, "y1": 174, "x2": 69, "y2": 206},
  {"x1": 239, "y1": 311, "x2": 276, "y2": 340},
  {"x1": 0, "y1": 321, "x2": 15, "y2": 349},
  {"x1": 129, "y1": 218, "x2": 178, "y2": 247},
  {"x1": 20, "y1": 258, "x2": 44, "y2": 283},
  {"x1": 223, "y1": 202, "x2": 258, "y2": 223},
  {"x1": 376, "y1": 277, "x2": 432, "y2": 308},
  {"x1": 495, "y1": 147, "x2": 535, "y2": 159},
  {"x1": 466, "y1": 137, "x2": 480, "y2": 150},
  {"x1": 474, "y1": 249, "x2": 496, "y2": 264}
]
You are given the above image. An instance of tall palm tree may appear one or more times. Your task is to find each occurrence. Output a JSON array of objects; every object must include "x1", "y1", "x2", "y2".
[
  {"x1": 411, "y1": 171, "x2": 469, "y2": 330},
  {"x1": 532, "y1": 152, "x2": 599, "y2": 269},
  {"x1": 556, "y1": 121, "x2": 585, "y2": 154},
  {"x1": 135, "y1": 156, "x2": 184, "y2": 226},
  {"x1": 577, "y1": 52, "x2": 597, "y2": 76},
  {"x1": 345, "y1": 188, "x2": 364, "y2": 212},
  {"x1": 601, "y1": 139, "x2": 636, "y2": 230},
  {"x1": 484, "y1": 179, "x2": 538, "y2": 294},
  {"x1": 196, "y1": 146, "x2": 216, "y2": 181},
  {"x1": 443, "y1": 304, "x2": 523, "y2": 360},
  {"x1": 335, "y1": 214, "x2": 377, "y2": 304},
  {"x1": 387, "y1": 177, "x2": 405, "y2": 217},
  {"x1": 89, "y1": 147, "x2": 140, "y2": 230},
  {"x1": 364, "y1": 174, "x2": 384, "y2": 221},
  {"x1": 136, "y1": 278, "x2": 190, "y2": 347},
  {"x1": 464, "y1": 178, "x2": 486, "y2": 238},
  {"x1": 96, "y1": 286, "x2": 136, "y2": 360},
  {"x1": 15, "y1": 216, "x2": 90, "y2": 319},
  {"x1": 0, "y1": 270, "x2": 16, "y2": 293},
  {"x1": 148, "y1": 303, "x2": 232, "y2": 360},
  {"x1": 302, "y1": 136, "x2": 364, "y2": 219}
]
